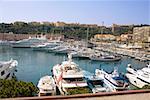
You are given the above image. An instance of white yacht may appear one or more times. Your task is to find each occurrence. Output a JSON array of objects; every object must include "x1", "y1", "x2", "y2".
[
  {"x1": 71, "y1": 47, "x2": 94, "y2": 59},
  {"x1": 0, "y1": 59, "x2": 18, "y2": 79},
  {"x1": 126, "y1": 63, "x2": 150, "y2": 88},
  {"x1": 53, "y1": 54, "x2": 88, "y2": 95},
  {"x1": 37, "y1": 75, "x2": 56, "y2": 96},
  {"x1": 31, "y1": 40, "x2": 63, "y2": 51},
  {"x1": 95, "y1": 69, "x2": 129, "y2": 91},
  {"x1": 32, "y1": 42, "x2": 60, "y2": 51},
  {"x1": 11, "y1": 35, "x2": 47, "y2": 48}
]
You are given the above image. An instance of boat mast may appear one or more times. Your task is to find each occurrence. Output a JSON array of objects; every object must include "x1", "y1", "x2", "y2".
[
  {"x1": 101, "y1": 21, "x2": 104, "y2": 34},
  {"x1": 86, "y1": 27, "x2": 89, "y2": 47}
]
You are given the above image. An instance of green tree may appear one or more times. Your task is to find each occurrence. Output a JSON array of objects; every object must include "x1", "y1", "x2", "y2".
[{"x1": 0, "y1": 79, "x2": 38, "y2": 98}]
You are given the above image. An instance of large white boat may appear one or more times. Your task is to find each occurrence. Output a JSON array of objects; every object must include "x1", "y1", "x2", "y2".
[
  {"x1": 11, "y1": 35, "x2": 47, "y2": 48},
  {"x1": 126, "y1": 63, "x2": 150, "y2": 88},
  {"x1": 37, "y1": 75, "x2": 56, "y2": 96},
  {"x1": 53, "y1": 54, "x2": 88, "y2": 95},
  {"x1": 31, "y1": 41, "x2": 61, "y2": 51},
  {"x1": 95, "y1": 69, "x2": 129, "y2": 91},
  {"x1": 0, "y1": 59, "x2": 18, "y2": 79}
]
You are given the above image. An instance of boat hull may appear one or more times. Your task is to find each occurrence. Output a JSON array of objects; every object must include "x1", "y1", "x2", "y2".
[
  {"x1": 90, "y1": 56, "x2": 121, "y2": 62},
  {"x1": 126, "y1": 73, "x2": 147, "y2": 88}
]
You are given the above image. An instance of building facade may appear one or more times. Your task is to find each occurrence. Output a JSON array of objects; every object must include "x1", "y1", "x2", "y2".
[{"x1": 133, "y1": 26, "x2": 150, "y2": 48}]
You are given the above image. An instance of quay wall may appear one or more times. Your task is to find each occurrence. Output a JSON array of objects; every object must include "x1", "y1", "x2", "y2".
[{"x1": 0, "y1": 33, "x2": 64, "y2": 41}]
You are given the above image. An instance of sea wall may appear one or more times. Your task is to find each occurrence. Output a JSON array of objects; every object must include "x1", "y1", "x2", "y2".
[{"x1": 0, "y1": 33, "x2": 64, "y2": 41}]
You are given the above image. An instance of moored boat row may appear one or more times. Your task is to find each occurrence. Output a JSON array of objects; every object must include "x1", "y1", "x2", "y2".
[
  {"x1": 126, "y1": 63, "x2": 150, "y2": 88},
  {"x1": 37, "y1": 54, "x2": 130, "y2": 96}
]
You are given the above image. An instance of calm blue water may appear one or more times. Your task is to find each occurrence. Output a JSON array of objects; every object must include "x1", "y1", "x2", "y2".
[{"x1": 0, "y1": 46, "x2": 147, "y2": 85}]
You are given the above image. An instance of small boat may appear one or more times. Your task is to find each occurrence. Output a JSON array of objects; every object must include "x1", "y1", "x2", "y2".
[
  {"x1": 110, "y1": 67, "x2": 129, "y2": 87},
  {"x1": 0, "y1": 59, "x2": 18, "y2": 79},
  {"x1": 95, "y1": 69, "x2": 129, "y2": 91},
  {"x1": 85, "y1": 75, "x2": 111, "y2": 93},
  {"x1": 47, "y1": 45, "x2": 64, "y2": 53},
  {"x1": 71, "y1": 48, "x2": 93, "y2": 59},
  {"x1": 90, "y1": 54, "x2": 121, "y2": 62},
  {"x1": 126, "y1": 63, "x2": 150, "y2": 88},
  {"x1": 54, "y1": 46, "x2": 72, "y2": 54},
  {"x1": 37, "y1": 75, "x2": 56, "y2": 96}
]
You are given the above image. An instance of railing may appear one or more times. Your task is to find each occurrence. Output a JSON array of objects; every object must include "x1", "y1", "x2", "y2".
[{"x1": 6, "y1": 89, "x2": 150, "y2": 100}]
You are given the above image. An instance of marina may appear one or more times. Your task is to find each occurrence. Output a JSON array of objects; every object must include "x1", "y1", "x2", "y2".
[
  {"x1": 0, "y1": 0, "x2": 149, "y2": 99},
  {"x1": 0, "y1": 45, "x2": 148, "y2": 86}
]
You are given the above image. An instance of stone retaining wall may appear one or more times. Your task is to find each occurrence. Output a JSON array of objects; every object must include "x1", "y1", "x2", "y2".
[{"x1": 0, "y1": 33, "x2": 64, "y2": 41}]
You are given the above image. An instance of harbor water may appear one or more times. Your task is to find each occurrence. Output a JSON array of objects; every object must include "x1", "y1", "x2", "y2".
[{"x1": 0, "y1": 46, "x2": 147, "y2": 85}]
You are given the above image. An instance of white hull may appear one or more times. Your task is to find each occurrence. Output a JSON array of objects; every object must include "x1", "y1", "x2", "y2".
[
  {"x1": 37, "y1": 76, "x2": 56, "y2": 96},
  {"x1": 11, "y1": 36, "x2": 47, "y2": 48},
  {"x1": 53, "y1": 54, "x2": 88, "y2": 95},
  {"x1": 90, "y1": 56, "x2": 121, "y2": 62},
  {"x1": 126, "y1": 64, "x2": 150, "y2": 88},
  {"x1": 11, "y1": 44, "x2": 33, "y2": 48},
  {"x1": 126, "y1": 73, "x2": 148, "y2": 88},
  {"x1": 95, "y1": 69, "x2": 129, "y2": 91}
]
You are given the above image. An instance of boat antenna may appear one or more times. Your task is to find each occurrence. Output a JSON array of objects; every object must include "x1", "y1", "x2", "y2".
[
  {"x1": 63, "y1": 56, "x2": 66, "y2": 61},
  {"x1": 68, "y1": 53, "x2": 72, "y2": 62},
  {"x1": 86, "y1": 27, "x2": 89, "y2": 47},
  {"x1": 99, "y1": 64, "x2": 102, "y2": 70}
]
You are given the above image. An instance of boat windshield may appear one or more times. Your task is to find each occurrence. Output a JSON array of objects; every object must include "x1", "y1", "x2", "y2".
[
  {"x1": 63, "y1": 77, "x2": 85, "y2": 83},
  {"x1": 64, "y1": 66, "x2": 79, "y2": 72},
  {"x1": 89, "y1": 80, "x2": 104, "y2": 87}
]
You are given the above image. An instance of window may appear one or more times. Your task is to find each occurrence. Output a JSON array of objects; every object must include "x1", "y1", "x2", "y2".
[
  {"x1": 0, "y1": 65, "x2": 3, "y2": 68},
  {"x1": 5, "y1": 73, "x2": 10, "y2": 79},
  {"x1": 1, "y1": 70, "x2": 5, "y2": 76}
]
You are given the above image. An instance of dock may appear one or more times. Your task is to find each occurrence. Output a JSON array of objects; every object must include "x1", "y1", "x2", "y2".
[{"x1": 94, "y1": 44, "x2": 150, "y2": 62}]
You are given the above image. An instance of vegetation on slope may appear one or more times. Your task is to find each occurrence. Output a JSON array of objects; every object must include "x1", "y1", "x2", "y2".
[
  {"x1": 0, "y1": 21, "x2": 136, "y2": 39},
  {"x1": 0, "y1": 79, "x2": 38, "y2": 98}
]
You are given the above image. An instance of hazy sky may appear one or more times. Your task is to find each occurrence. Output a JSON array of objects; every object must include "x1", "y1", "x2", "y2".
[{"x1": 0, "y1": 0, "x2": 149, "y2": 26}]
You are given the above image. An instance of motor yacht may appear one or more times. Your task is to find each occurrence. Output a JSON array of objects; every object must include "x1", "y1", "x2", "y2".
[
  {"x1": 126, "y1": 63, "x2": 150, "y2": 88},
  {"x1": 85, "y1": 75, "x2": 111, "y2": 93},
  {"x1": 52, "y1": 54, "x2": 88, "y2": 95},
  {"x1": 11, "y1": 35, "x2": 47, "y2": 48},
  {"x1": 95, "y1": 69, "x2": 129, "y2": 91},
  {"x1": 37, "y1": 75, "x2": 56, "y2": 96},
  {"x1": 32, "y1": 42, "x2": 60, "y2": 51}
]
